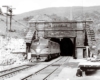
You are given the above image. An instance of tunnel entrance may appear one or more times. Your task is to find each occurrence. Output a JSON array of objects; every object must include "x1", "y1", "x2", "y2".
[
  {"x1": 50, "y1": 37, "x2": 75, "y2": 56},
  {"x1": 60, "y1": 38, "x2": 74, "y2": 56}
]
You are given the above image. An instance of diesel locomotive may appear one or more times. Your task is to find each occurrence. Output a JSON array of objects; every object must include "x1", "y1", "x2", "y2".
[{"x1": 30, "y1": 38, "x2": 60, "y2": 61}]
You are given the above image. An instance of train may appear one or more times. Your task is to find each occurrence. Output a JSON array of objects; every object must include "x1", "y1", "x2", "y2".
[{"x1": 30, "y1": 38, "x2": 60, "y2": 61}]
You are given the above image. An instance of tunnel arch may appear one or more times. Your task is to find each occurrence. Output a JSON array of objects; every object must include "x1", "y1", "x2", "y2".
[{"x1": 50, "y1": 37, "x2": 74, "y2": 56}]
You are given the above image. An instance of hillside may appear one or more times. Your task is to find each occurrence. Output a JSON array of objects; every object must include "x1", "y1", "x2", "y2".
[
  {"x1": 13, "y1": 6, "x2": 100, "y2": 38},
  {"x1": 1, "y1": 6, "x2": 100, "y2": 38},
  {"x1": 0, "y1": 15, "x2": 28, "y2": 38},
  {"x1": 14, "y1": 6, "x2": 100, "y2": 21}
]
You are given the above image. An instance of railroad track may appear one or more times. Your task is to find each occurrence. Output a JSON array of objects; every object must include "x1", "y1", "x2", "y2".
[
  {"x1": 21, "y1": 56, "x2": 70, "y2": 80},
  {"x1": 0, "y1": 57, "x2": 62, "y2": 80},
  {"x1": 0, "y1": 63, "x2": 38, "y2": 80}
]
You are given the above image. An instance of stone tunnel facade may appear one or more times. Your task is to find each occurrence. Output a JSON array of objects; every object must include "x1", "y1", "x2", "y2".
[{"x1": 25, "y1": 15, "x2": 94, "y2": 59}]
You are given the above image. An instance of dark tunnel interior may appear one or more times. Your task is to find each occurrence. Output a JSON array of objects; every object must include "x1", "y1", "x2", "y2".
[{"x1": 50, "y1": 38, "x2": 74, "y2": 56}]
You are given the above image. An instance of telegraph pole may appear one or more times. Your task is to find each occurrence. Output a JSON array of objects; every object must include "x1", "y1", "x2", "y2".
[
  {"x1": 8, "y1": 8, "x2": 15, "y2": 31},
  {"x1": 9, "y1": 8, "x2": 12, "y2": 31},
  {"x1": 2, "y1": 6, "x2": 15, "y2": 32},
  {"x1": 2, "y1": 5, "x2": 10, "y2": 32}
]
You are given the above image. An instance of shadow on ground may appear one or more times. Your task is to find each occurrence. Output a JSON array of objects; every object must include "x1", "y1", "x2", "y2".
[{"x1": 85, "y1": 69, "x2": 97, "y2": 76}]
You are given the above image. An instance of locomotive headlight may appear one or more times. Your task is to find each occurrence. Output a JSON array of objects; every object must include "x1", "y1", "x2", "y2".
[
  {"x1": 36, "y1": 49, "x2": 41, "y2": 53},
  {"x1": 37, "y1": 42, "x2": 40, "y2": 45}
]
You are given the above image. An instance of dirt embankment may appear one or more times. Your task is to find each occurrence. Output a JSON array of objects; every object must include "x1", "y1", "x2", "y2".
[{"x1": 0, "y1": 36, "x2": 27, "y2": 66}]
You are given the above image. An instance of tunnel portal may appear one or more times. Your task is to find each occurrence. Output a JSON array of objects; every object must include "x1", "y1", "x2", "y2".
[{"x1": 50, "y1": 38, "x2": 74, "y2": 56}]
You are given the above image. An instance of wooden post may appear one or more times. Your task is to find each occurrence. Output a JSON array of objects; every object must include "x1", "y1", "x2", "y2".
[
  {"x1": 27, "y1": 52, "x2": 31, "y2": 60},
  {"x1": 86, "y1": 46, "x2": 89, "y2": 58}
]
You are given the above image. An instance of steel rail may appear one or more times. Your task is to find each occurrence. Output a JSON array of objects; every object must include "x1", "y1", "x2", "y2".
[
  {"x1": 21, "y1": 57, "x2": 70, "y2": 80},
  {"x1": 0, "y1": 63, "x2": 38, "y2": 80},
  {"x1": 43, "y1": 57, "x2": 70, "y2": 80},
  {"x1": 21, "y1": 57, "x2": 63, "y2": 80}
]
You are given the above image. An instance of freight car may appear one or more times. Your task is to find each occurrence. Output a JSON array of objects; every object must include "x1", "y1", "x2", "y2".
[{"x1": 30, "y1": 38, "x2": 60, "y2": 61}]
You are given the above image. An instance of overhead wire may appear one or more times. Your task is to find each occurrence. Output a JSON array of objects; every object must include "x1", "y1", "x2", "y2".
[
  {"x1": 0, "y1": 14, "x2": 6, "y2": 24},
  {"x1": 0, "y1": 18, "x2": 6, "y2": 22},
  {"x1": 12, "y1": 17, "x2": 28, "y2": 27},
  {"x1": 1, "y1": 13, "x2": 28, "y2": 27}
]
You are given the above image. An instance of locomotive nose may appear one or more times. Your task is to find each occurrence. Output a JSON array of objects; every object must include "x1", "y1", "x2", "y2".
[
  {"x1": 36, "y1": 49, "x2": 41, "y2": 53},
  {"x1": 36, "y1": 49, "x2": 41, "y2": 60}
]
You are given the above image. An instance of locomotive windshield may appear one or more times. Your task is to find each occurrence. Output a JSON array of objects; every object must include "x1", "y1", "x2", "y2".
[
  {"x1": 34, "y1": 39, "x2": 39, "y2": 42},
  {"x1": 39, "y1": 38, "x2": 48, "y2": 44},
  {"x1": 33, "y1": 38, "x2": 48, "y2": 45},
  {"x1": 33, "y1": 39, "x2": 39, "y2": 45}
]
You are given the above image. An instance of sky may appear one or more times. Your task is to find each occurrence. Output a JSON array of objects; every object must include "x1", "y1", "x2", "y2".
[{"x1": 0, "y1": 0, "x2": 100, "y2": 14}]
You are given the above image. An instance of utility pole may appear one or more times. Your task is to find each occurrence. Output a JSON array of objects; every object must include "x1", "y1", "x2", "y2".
[
  {"x1": 8, "y1": 7, "x2": 15, "y2": 31},
  {"x1": 2, "y1": 5, "x2": 10, "y2": 32}
]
